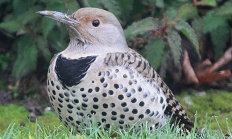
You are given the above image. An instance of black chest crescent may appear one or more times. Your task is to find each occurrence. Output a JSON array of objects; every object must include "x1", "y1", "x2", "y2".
[{"x1": 55, "y1": 54, "x2": 97, "y2": 88}]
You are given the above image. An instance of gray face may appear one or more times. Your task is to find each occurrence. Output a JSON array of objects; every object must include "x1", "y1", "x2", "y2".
[{"x1": 37, "y1": 8, "x2": 127, "y2": 49}]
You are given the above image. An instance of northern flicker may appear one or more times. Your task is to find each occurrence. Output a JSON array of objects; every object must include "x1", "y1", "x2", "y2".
[{"x1": 37, "y1": 8, "x2": 194, "y2": 133}]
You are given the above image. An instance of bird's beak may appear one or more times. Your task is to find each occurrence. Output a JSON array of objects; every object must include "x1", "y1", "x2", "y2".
[{"x1": 36, "y1": 11, "x2": 79, "y2": 26}]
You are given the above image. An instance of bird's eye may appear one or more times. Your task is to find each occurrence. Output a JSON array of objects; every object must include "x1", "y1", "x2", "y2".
[{"x1": 92, "y1": 19, "x2": 100, "y2": 27}]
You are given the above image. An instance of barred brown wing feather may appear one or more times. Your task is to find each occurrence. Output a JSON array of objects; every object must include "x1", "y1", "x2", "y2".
[{"x1": 104, "y1": 49, "x2": 193, "y2": 130}]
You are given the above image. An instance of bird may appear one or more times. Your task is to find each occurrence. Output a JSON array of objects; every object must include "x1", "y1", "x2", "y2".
[{"x1": 37, "y1": 7, "x2": 194, "y2": 133}]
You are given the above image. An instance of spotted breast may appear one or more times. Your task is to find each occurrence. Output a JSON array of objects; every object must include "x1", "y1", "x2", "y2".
[{"x1": 47, "y1": 49, "x2": 169, "y2": 133}]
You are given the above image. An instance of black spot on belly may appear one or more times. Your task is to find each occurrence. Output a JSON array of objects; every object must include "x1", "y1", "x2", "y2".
[
  {"x1": 120, "y1": 114, "x2": 125, "y2": 119},
  {"x1": 55, "y1": 54, "x2": 97, "y2": 88},
  {"x1": 138, "y1": 114, "x2": 144, "y2": 119},
  {"x1": 129, "y1": 116, "x2": 134, "y2": 121},
  {"x1": 119, "y1": 120, "x2": 124, "y2": 124}
]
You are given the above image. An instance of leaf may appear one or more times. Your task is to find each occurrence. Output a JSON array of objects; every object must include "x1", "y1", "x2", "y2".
[
  {"x1": 211, "y1": 24, "x2": 230, "y2": 59},
  {"x1": 196, "y1": 0, "x2": 216, "y2": 7},
  {"x1": 156, "y1": 0, "x2": 164, "y2": 8},
  {"x1": 148, "y1": 0, "x2": 156, "y2": 8},
  {"x1": 176, "y1": 4, "x2": 197, "y2": 19},
  {"x1": 167, "y1": 30, "x2": 181, "y2": 67},
  {"x1": 13, "y1": 0, "x2": 36, "y2": 14},
  {"x1": 159, "y1": 52, "x2": 168, "y2": 78},
  {"x1": 118, "y1": 0, "x2": 134, "y2": 22},
  {"x1": 140, "y1": 39, "x2": 165, "y2": 70},
  {"x1": 214, "y1": 1, "x2": 232, "y2": 16},
  {"x1": 12, "y1": 35, "x2": 38, "y2": 79},
  {"x1": 203, "y1": 0, "x2": 216, "y2": 6},
  {"x1": 203, "y1": 11, "x2": 227, "y2": 33},
  {"x1": 66, "y1": 0, "x2": 80, "y2": 14},
  {"x1": 124, "y1": 17, "x2": 159, "y2": 39},
  {"x1": 48, "y1": 26, "x2": 68, "y2": 52},
  {"x1": 16, "y1": 26, "x2": 29, "y2": 35},
  {"x1": 148, "y1": 0, "x2": 164, "y2": 8},
  {"x1": 40, "y1": 0, "x2": 63, "y2": 4},
  {"x1": 175, "y1": 20, "x2": 200, "y2": 57},
  {"x1": 42, "y1": 18, "x2": 56, "y2": 39},
  {"x1": 192, "y1": 18, "x2": 204, "y2": 40},
  {"x1": 36, "y1": 36, "x2": 52, "y2": 61},
  {"x1": 45, "y1": 2, "x2": 67, "y2": 13},
  {"x1": 0, "y1": 53, "x2": 11, "y2": 72},
  {"x1": 81, "y1": 0, "x2": 102, "y2": 8},
  {"x1": 16, "y1": 7, "x2": 41, "y2": 24},
  {"x1": 165, "y1": 7, "x2": 177, "y2": 20},
  {"x1": 0, "y1": 21, "x2": 21, "y2": 33},
  {"x1": 99, "y1": 0, "x2": 121, "y2": 19}
]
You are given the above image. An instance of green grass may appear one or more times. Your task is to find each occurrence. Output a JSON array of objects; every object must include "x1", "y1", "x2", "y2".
[
  {"x1": 0, "y1": 104, "x2": 62, "y2": 134},
  {"x1": 0, "y1": 115, "x2": 231, "y2": 139},
  {"x1": 0, "y1": 89, "x2": 232, "y2": 138}
]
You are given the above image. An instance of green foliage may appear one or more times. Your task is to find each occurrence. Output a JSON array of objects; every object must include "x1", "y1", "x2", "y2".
[
  {"x1": 0, "y1": 0, "x2": 231, "y2": 94},
  {"x1": 211, "y1": 24, "x2": 230, "y2": 59},
  {"x1": 148, "y1": 0, "x2": 164, "y2": 9},
  {"x1": 0, "y1": 0, "x2": 200, "y2": 80},
  {"x1": 140, "y1": 39, "x2": 165, "y2": 69},
  {"x1": 123, "y1": 1, "x2": 200, "y2": 72},
  {"x1": 100, "y1": 0, "x2": 121, "y2": 19},
  {"x1": 200, "y1": 0, "x2": 217, "y2": 7},
  {"x1": 167, "y1": 30, "x2": 182, "y2": 67},
  {"x1": 66, "y1": 0, "x2": 80, "y2": 14},
  {"x1": 176, "y1": 4, "x2": 197, "y2": 20},
  {"x1": 215, "y1": 1, "x2": 232, "y2": 16},
  {"x1": 0, "y1": 0, "x2": 76, "y2": 80},
  {"x1": 36, "y1": 36, "x2": 52, "y2": 61},
  {"x1": 0, "y1": 53, "x2": 11, "y2": 72},
  {"x1": 203, "y1": 11, "x2": 227, "y2": 33},
  {"x1": 124, "y1": 17, "x2": 159, "y2": 39},
  {"x1": 42, "y1": 18, "x2": 56, "y2": 39},
  {"x1": 192, "y1": 18, "x2": 204, "y2": 40},
  {"x1": 81, "y1": 0, "x2": 102, "y2": 8},
  {"x1": 175, "y1": 19, "x2": 200, "y2": 57},
  {"x1": 201, "y1": 0, "x2": 232, "y2": 59},
  {"x1": 0, "y1": 21, "x2": 21, "y2": 33},
  {"x1": 12, "y1": 35, "x2": 38, "y2": 79},
  {"x1": 117, "y1": 0, "x2": 133, "y2": 25}
]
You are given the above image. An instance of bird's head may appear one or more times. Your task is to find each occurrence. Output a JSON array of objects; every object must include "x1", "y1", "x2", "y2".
[{"x1": 37, "y1": 8, "x2": 128, "y2": 53}]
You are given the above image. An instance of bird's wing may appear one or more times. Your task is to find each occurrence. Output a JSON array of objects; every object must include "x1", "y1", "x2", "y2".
[{"x1": 104, "y1": 48, "x2": 194, "y2": 130}]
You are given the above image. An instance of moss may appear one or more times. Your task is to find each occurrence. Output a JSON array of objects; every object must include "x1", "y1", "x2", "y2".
[
  {"x1": 176, "y1": 89, "x2": 232, "y2": 133},
  {"x1": 0, "y1": 104, "x2": 29, "y2": 131},
  {"x1": 0, "y1": 104, "x2": 63, "y2": 133},
  {"x1": 1, "y1": 90, "x2": 232, "y2": 135}
]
